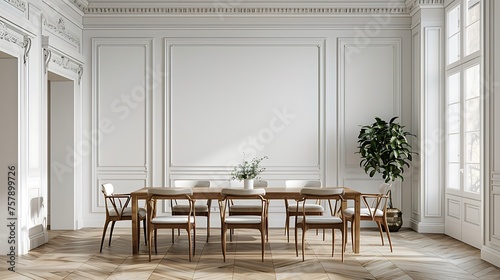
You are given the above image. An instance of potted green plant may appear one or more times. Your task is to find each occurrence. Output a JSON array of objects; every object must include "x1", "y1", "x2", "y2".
[
  {"x1": 357, "y1": 116, "x2": 416, "y2": 232},
  {"x1": 231, "y1": 156, "x2": 268, "y2": 189}
]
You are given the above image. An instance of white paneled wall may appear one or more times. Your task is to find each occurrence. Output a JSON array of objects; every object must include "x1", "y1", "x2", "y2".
[{"x1": 83, "y1": 23, "x2": 412, "y2": 227}]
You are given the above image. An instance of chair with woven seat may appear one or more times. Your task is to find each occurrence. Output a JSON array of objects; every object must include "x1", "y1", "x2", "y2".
[
  {"x1": 295, "y1": 187, "x2": 345, "y2": 261},
  {"x1": 228, "y1": 180, "x2": 269, "y2": 241},
  {"x1": 285, "y1": 180, "x2": 323, "y2": 242},
  {"x1": 219, "y1": 188, "x2": 268, "y2": 262},
  {"x1": 147, "y1": 187, "x2": 196, "y2": 262},
  {"x1": 171, "y1": 180, "x2": 211, "y2": 242},
  {"x1": 343, "y1": 183, "x2": 393, "y2": 252},
  {"x1": 100, "y1": 183, "x2": 147, "y2": 252}
]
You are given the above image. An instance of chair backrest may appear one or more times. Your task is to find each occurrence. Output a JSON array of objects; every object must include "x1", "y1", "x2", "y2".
[
  {"x1": 219, "y1": 188, "x2": 267, "y2": 219},
  {"x1": 254, "y1": 180, "x2": 268, "y2": 188},
  {"x1": 101, "y1": 183, "x2": 131, "y2": 218},
  {"x1": 378, "y1": 183, "x2": 391, "y2": 195},
  {"x1": 285, "y1": 180, "x2": 321, "y2": 188},
  {"x1": 172, "y1": 180, "x2": 210, "y2": 206},
  {"x1": 300, "y1": 187, "x2": 344, "y2": 216},
  {"x1": 174, "y1": 180, "x2": 210, "y2": 188},
  {"x1": 363, "y1": 183, "x2": 392, "y2": 217},
  {"x1": 221, "y1": 188, "x2": 266, "y2": 196},
  {"x1": 102, "y1": 183, "x2": 114, "y2": 196}
]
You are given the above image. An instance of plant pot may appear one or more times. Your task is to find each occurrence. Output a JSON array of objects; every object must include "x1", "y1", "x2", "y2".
[
  {"x1": 243, "y1": 179, "x2": 254, "y2": 189},
  {"x1": 383, "y1": 208, "x2": 403, "y2": 232}
]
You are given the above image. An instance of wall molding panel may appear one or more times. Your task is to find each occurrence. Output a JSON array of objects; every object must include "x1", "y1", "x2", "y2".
[
  {"x1": 165, "y1": 37, "x2": 325, "y2": 184},
  {"x1": 92, "y1": 38, "x2": 153, "y2": 195},
  {"x1": 338, "y1": 37, "x2": 402, "y2": 178}
]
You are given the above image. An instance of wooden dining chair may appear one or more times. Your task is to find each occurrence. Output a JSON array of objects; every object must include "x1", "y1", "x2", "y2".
[
  {"x1": 100, "y1": 183, "x2": 147, "y2": 252},
  {"x1": 171, "y1": 180, "x2": 211, "y2": 242},
  {"x1": 295, "y1": 187, "x2": 345, "y2": 262},
  {"x1": 228, "y1": 180, "x2": 269, "y2": 241},
  {"x1": 285, "y1": 180, "x2": 324, "y2": 242},
  {"x1": 343, "y1": 183, "x2": 393, "y2": 252},
  {"x1": 219, "y1": 188, "x2": 268, "y2": 262},
  {"x1": 147, "y1": 187, "x2": 196, "y2": 262}
]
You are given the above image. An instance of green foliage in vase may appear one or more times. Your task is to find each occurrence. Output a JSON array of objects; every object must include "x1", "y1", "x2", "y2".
[{"x1": 231, "y1": 156, "x2": 269, "y2": 181}]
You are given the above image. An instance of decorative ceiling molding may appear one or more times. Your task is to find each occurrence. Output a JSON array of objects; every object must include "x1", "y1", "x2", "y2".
[
  {"x1": 0, "y1": 20, "x2": 25, "y2": 48},
  {"x1": 83, "y1": 6, "x2": 409, "y2": 14},
  {"x1": 405, "y1": 0, "x2": 444, "y2": 12},
  {"x1": 43, "y1": 17, "x2": 81, "y2": 49},
  {"x1": 3, "y1": 0, "x2": 27, "y2": 12},
  {"x1": 69, "y1": 0, "x2": 88, "y2": 12}
]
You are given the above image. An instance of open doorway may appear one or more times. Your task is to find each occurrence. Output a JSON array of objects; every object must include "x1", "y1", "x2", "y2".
[
  {"x1": 0, "y1": 51, "x2": 19, "y2": 253},
  {"x1": 47, "y1": 71, "x2": 76, "y2": 230}
]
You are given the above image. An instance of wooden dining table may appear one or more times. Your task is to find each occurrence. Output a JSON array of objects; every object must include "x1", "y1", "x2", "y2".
[{"x1": 130, "y1": 186, "x2": 361, "y2": 254}]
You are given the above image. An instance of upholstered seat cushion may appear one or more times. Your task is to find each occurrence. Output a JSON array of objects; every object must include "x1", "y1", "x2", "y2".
[
  {"x1": 172, "y1": 204, "x2": 209, "y2": 212},
  {"x1": 287, "y1": 204, "x2": 324, "y2": 212},
  {"x1": 343, "y1": 207, "x2": 383, "y2": 217},
  {"x1": 296, "y1": 216, "x2": 343, "y2": 224},
  {"x1": 108, "y1": 207, "x2": 146, "y2": 218},
  {"x1": 152, "y1": 215, "x2": 195, "y2": 224},
  {"x1": 229, "y1": 205, "x2": 263, "y2": 212},
  {"x1": 225, "y1": 215, "x2": 262, "y2": 224}
]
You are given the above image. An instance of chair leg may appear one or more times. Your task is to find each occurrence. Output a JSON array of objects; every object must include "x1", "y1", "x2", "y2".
[
  {"x1": 285, "y1": 212, "x2": 289, "y2": 239},
  {"x1": 148, "y1": 226, "x2": 153, "y2": 262},
  {"x1": 301, "y1": 228, "x2": 306, "y2": 262},
  {"x1": 143, "y1": 218, "x2": 147, "y2": 245},
  {"x1": 100, "y1": 220, "x2": 110, "y2": 252},
  {"x1": 332, "y1": 228, "x2": 335, "y2": 257},
  {"x1": 382, "y1": 219, "x2": 393, "y2": 252},
  {"x1": 221, "y1": 226, "x2": 227, "y2": 262},
  {"x1": 376, "y1": 221, "x2": 385, "y2": 246},
  {"x1": 187, "y1": 228, "x2": 192, "y2": 262},
  {"x1": 340, "y1": 227, "x2": 345, "y2": 262},
  {"x1": 206, "y1": 215, "x2": 210, "y2": 243},
  {"x1": 108, "y1": 221, "x2": 116, "y2": 246},
  {"x1": 295, "y1": 224, "x2": 299, "y2": 257},
  {"x1": 266, "y1": 216, "x2": 269, "y2": 243},
  {"x1": 154, "y1": 229, "x2": 158, "y2": 254},
  {"x1": 261, "y1": 228, "x2": 265, "y2": 262},
  {"x1": 172, "y1": 228, "x2": 175, "y2": 244},
  {"x1": 193, "y1": 225, "x2": 196, "y2": 256},
  {"x1": 350, "y1": 220, "x2": 354, "y2": 252}
]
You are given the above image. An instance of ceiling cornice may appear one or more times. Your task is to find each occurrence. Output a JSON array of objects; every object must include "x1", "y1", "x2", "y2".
[
  {"x1": 83, "y1": 6, "x2": 409, "y2": 15},
  {"x1": 68, "y1": 0, "x2": 446, "y2": 15},
  {"x1": 68, "y1": 0, "x2": 417, "y2": 15}
]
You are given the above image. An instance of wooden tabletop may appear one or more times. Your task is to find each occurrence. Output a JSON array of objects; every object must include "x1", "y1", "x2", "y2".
[{"x1": 131, "y1": 186, "x2": 360, "y2": 199}]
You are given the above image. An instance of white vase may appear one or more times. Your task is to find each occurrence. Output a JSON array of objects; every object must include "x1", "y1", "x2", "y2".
[{"x1": 243, "y1": 179, "x2": 254, "y2": 189}]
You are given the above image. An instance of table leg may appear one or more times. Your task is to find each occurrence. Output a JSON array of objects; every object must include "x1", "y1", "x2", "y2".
[
  {"x1": 132, "y1": 195, "x2": 139, "y2": 254},
  {"x1": 354, "y1": 194, "x2": 360, "y2": 253}
]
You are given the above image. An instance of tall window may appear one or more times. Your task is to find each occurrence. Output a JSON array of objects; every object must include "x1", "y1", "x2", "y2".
[{"x1": 445, "y1": 0, "x2": 482, "y2": 197}]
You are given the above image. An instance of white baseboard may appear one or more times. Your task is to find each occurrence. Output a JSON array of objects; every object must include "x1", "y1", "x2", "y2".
[
  {"x1": 481, "y1": 246, "x2": 500, "y2": 268},
  {"x1": 409, "y1": 220, "x2": 445, "y2": 233}
]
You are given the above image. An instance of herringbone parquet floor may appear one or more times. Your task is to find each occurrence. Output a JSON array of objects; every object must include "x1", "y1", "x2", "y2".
[{"x1": 1, "y1": 227, "x2": 499, "y2": 279}]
